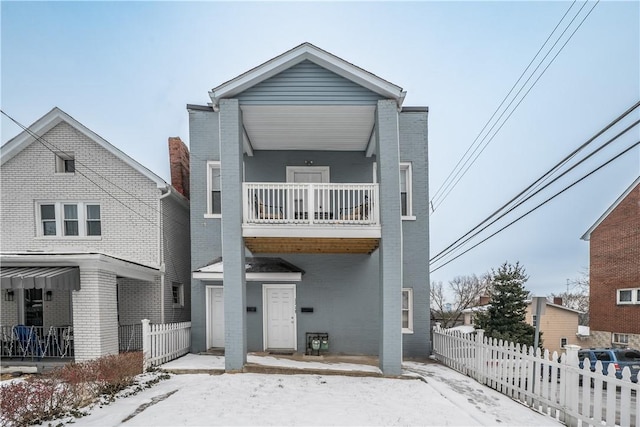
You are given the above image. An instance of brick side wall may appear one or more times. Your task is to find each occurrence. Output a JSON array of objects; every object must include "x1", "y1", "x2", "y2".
[
  {"x1": 161, "y1": 193, "x2": 191, "y2": 323},
  {"x1": 589, "y1": 183, "x2": 640, "y2": 334},
  {"x1": 0, "y1": 122, "x2": 161, "y2": 266},
  {"x1": 399, "y1": 110, "x2": 430, "y2": 357},
  {"x1": 117, "y1": 277, "x2": 162, "y2": 324},
  {"x1": 188, "y1": 107, "x2": 221, "y2": 353}
]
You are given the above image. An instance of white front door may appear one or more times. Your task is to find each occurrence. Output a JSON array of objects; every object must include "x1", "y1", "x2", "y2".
[
  {"x1": 206, "y1": 286, "x2": 224, "y2": 348},
  {"x1": 263, "y1": 284, "x2": 296, "y2": 351}
]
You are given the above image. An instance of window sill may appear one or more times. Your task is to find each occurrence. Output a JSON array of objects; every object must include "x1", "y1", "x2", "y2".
[
  {"x1": 402, "y1": 216, "x2": 417, "y2": 221},
  {"x1": 204, "y1": 214, "x2": 222, "y2": 219},
  {"x1": 402, "y1": 329, "x2": 414, "y2": 334},
  {"x1": 54, "y1": 172, "x2": 76, "y2": 176},
  {"x1": 35, "y1": 236, "x2": 102, "y2": 241}
]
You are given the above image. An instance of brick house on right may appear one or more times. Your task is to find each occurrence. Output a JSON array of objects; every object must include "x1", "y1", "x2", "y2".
[{"x1": 581, "y1": 176, "x2": 640, "y2": 349}]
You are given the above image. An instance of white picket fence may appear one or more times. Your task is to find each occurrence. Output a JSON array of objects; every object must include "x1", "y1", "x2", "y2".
[
  {"x1": 432, "y1": 325, "x2": 639, "y2": 426},
  {"x1": 141, "y1": 319, "x2": 191, "y2": 370}
]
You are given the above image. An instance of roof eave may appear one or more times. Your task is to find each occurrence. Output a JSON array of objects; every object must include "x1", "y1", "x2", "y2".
[
  {"x1": 1, "y1": 107, "x2": 168, "y2": 189},
  {"x1": 581, "y1": 175, "x2": 640, "y2": 241},
  {"x1": 209, "y1": 43, "x2": 405, "y2": 108}
]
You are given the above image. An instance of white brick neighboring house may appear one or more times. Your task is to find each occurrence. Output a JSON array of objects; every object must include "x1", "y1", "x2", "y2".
[{"x1": 0, "y1": 107, "x2": 190, "y2": 362}]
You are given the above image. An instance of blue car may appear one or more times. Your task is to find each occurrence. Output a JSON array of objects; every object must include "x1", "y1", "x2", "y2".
[{"x1": 578, "y1": 348, "x2": 640, "y2": 383}]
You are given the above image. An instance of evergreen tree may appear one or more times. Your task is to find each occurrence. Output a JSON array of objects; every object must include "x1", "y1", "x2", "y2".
[{"x1": 475, "y1": 261, "x2": 538, "y2": 348}]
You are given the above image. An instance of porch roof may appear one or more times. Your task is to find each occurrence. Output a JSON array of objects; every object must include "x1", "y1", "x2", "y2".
[
  {"x1": 193, "y1": 257, "x2": 304, "y2": 282},
  {"x1": 0, "y1": 266, "x2": 80, "y2": 290}
]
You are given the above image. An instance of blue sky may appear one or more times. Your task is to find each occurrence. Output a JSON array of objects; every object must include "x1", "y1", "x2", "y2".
[{"x1": 2, "y1": 1, "x2": 638, "y2": 300}]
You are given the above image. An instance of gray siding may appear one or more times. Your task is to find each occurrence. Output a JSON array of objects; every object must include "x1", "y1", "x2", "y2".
[{"x1": 238, "y1": 60, "x2": 384, "y2": 105}]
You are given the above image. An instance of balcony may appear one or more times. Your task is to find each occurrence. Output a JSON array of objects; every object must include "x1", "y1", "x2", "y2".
[{"x1": 242, "y1": 183, "x2": 380, "y2": 254}]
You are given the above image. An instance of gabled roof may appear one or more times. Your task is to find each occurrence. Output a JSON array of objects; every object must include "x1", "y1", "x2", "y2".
[
  {"x1": 1, "y1": 107, "x2": 168, "y2": 189},
  {"x1": 209, "y1": 42, "x2": 406, "y2": 109},
  {"x1": 581, "y1": 175, "x2": 640, "y2": 241}
]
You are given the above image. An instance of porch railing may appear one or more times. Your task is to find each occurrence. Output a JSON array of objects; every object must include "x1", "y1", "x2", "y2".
[
  {"x1": 1, "y1": 325, "x2": 74, "y2": 360},
  {"x1": 119, "y1": 323, "x2": 143, "y2": 352},
  {"x1": 142, "y1": 319, "x2": 191, "y2": 369},
  {"x1": 243, "y1": 183, "x2": 379, "y2": 226}
]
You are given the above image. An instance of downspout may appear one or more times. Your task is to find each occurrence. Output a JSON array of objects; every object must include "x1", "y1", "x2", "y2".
[{"x1": 159, "y1": 186, "x2": 172, "y2": 324}]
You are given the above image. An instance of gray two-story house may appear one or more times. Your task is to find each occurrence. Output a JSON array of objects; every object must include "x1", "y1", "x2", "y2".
[
  {"x1": 189, "y1": 43, "x2": 429, "y2": 375},
  {"x1": 0, "y1": 107, "x2": 191, "y2": 362}
]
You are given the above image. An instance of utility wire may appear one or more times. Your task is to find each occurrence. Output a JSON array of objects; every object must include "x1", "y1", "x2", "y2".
[
  {"x1": 431, "y1": 0, "x2": 600, "y2": 212},
  {"x1": 430, "y1": 140, "x2": 640, "y2": 273},
  {"x1": 431, "y1": 118, "x2": 639, "y2": 266},
  {"x1": 2, "y1": 109, "x2": 189, "y2": 283},
  {"x1": 1, "y1": 110, "x2": 189, "y2": 231},
  {"x1": 430, "y1": 100, "x2": 640, "y2": 264},
  {"x1": 430, "y1": 0, "x2": 579, "y2": 206}
]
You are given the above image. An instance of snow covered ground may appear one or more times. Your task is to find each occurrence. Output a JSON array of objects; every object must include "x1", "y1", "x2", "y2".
[{"x1": 62, "y1": 354, "x2": 559, "y2": 426}]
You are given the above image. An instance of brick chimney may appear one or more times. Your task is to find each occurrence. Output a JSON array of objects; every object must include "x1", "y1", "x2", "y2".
[
  {"x1": 168, "y1": 137, "x2": 190, "y2": 200},
  {"x1": 479, "y1": 295, "x2": 490, "y2": 305},
  {"x1": 553, "y1": 297, "x2": 563, "y2": 306}
]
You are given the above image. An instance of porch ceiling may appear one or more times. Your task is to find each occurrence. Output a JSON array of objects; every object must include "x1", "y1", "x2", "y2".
[{"x1": 241, "y1": 105, "x2": 376, "y2": 152}]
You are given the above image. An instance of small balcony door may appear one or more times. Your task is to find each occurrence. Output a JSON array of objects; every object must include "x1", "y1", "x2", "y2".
[{"x1": 286, "y1": 166, "x2": 329, "y2": 218}]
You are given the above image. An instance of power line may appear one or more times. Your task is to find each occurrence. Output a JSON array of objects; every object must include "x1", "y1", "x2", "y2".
[
  {"x1": 430, "y1": 140, "x2": 639, "y2": 273},
  {"x1": 430, "y1": 101, "x2": 640, "y2": 265},
  {"x1": 430, "y1": 0, "x2": 580, "y2": 206},
  {"x1": 1, "y1": 109, "x2": 189, "y2": 231},
  {"x1": 431, "y1": 117, "x2": 639, "y2": 266},
  {"x1": 431, "y1": 0, "x2": 600, "y2": 212}
]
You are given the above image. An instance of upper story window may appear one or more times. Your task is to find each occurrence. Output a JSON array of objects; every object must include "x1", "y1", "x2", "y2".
[
  {"x1": 206, "y1": 161, "x2": 221, "y2": 217},
  {"x1": 37, "y1": 202, "x2": 101, "y2": 237},
  {"x1": 372, "y1": 162, "x2": 415, "y2": 220},
  {"x1": 402, "y1": 288, "x2": 414, "y2": 334},
  {"x1": 55, "y1": 152, "x2": 75, "y2": 173},
  {"x1": 617, "y1": 288, "x2": 640, "y2": 304},
  {"x1": 400, "y1": 162, "x2": 414, "y2": 220}
]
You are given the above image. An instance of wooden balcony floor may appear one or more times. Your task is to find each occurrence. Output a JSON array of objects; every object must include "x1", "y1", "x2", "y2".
[{"x1": 244, "y1": 237, "x2": 380, "y2": 254}]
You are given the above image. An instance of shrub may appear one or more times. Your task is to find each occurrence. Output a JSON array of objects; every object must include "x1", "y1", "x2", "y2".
[{"x1": 0, "y1": 351, "x2": 145, "y2": 427}]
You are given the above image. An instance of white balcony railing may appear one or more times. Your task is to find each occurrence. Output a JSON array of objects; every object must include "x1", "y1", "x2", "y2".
[{"x1": 243, "y1": 183, "x2": 379, "y2": 226}]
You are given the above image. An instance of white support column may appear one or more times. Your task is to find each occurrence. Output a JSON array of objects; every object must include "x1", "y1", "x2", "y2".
[{"x1": 72, "y1": 268, "x2": 118, "y2": 361}]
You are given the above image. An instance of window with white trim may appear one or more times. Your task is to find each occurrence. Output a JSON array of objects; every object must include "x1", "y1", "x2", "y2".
[
  {"x1": 400, "y1": 163, "x2": 413, "y2": 219},
  {"x1": 402, "y1": 288, "x2": 413, "y2": 333},
  {"x1": 617, "y1": 287, "x2": 640, "y2": 304},
  {"x1": 612, "y1": 333, "x2": 629, "y2": 345},
  {"x1": 532, "y1": 315, "x2": 537, "y2": 327},
  {"x1": 172, "y1": 282, "x2": 184, "y2": 307},
  {"x1": 36, "y1": 202, "x2": 101, "y2": 237},
  {"x1": 206, "y1": 161, "x2": 221, "y2": 217},
  {"x1": 560, "y1": 337, "x2": 568, "y2": 348},
  {"x1": 55, "y1": 152, "x2": 75, "y2": 173}
]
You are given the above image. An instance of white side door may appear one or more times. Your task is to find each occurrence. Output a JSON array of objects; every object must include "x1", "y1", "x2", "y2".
[
  {"x1": 263, "y1": 284, "x2": 296, "y2": 351},
  {"x1": 206, "y1": 286, "x2": 224, "y2": 348}
]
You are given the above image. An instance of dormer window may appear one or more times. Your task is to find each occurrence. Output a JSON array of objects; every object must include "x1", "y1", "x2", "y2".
[{"x1": 55, "y1": 152, "x2": 75, "y2": 173}]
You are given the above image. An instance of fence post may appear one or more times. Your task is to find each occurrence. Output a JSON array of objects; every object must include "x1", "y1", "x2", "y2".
[
  {"x1": 475, "y1": 329, "x2": 485, "y2": 383},
  {"x1": 562, "y1": 344, "x2": 580, "y2": 427},
  {"x1": 142, "y1": 319, "x2": 151, "y2": 371}
]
